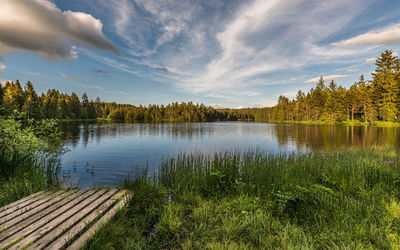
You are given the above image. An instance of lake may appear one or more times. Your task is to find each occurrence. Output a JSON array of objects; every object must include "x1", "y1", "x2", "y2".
[{"x1": 59, "y1": 121, "x2": 400, "y2": 188}]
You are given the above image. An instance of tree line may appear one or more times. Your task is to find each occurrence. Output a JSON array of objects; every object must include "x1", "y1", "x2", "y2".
[
  {"x1": 0, "y1": 80, "x2": 224, "y2": 122},
  {"x1": 247, "y1": 50, "x2": 400, "y2": 122},
  {"x1": 0, "y1": 50, "x2": 399, "y2": 123}
]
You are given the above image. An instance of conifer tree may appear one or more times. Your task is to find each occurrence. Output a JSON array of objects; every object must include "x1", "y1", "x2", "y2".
[
  {"x1": 371, "y1": 50, "x2": 399, "y2": 121},
  {"x1": 22, "y1": 81, "x2": 42, "y2": 119}
]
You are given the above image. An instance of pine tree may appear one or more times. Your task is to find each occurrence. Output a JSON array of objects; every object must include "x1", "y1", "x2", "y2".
[
  {"x1": 0, "y1": 83, "x2": 4, "y2": 115},
  {"x1": 324, "y1": 80, "x2": 341, "y2": 120},
  {"x1": 2, "y1": 80, "x2": 24, "y2": 116},
  {"x1": 81, "y1": 93, "x2": 89, "y2": 119},
  {"x1": 371, "y1": 50, "x2": 399, "y2": 121},
  {"x1": 22, "y1": 81, "x2": 42, "y2": 119},
  {"x1": 310, "y1": 76, "x2": 327, "y2": 120}
]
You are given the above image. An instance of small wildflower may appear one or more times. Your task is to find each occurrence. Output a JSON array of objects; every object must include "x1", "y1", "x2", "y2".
[{"x1": 386, "y1": 160, "x2": 394, "y2": 165}]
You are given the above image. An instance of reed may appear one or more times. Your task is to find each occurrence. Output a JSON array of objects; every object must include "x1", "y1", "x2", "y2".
[{"x1": 86, "y1": 146, "x2": 400, "y2": 248}]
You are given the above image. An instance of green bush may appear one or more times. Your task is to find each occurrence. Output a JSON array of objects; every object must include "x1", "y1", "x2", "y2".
[{"x1": 0, "y1": 113, "x2": 64, "y2": 206}]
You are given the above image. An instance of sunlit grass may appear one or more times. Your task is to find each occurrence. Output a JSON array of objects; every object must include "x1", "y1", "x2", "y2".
[{"x1": 85, "y1": 146, "x2": 400, "y2": 249}]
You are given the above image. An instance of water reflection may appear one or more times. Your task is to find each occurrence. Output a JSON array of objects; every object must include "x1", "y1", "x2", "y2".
[
  {"x1": 59, "y1": 121, "x2": 400, "y2": 188},
  {"x1": 60, "y1": 121, "x2": 214, "y2": 148},
  {"x1": 272, "y1": 124, "x2": 400, "y2": 150}
]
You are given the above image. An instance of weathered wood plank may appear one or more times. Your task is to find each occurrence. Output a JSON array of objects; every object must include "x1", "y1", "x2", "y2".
[
  {"x1": 0, "y1": 191, "x2": 45, "y2": 214},
  {"x1": 29, "y1": 189, "x2": 117, "y2": 249},
  {"x1": 44, "y1": 189, "x2": 127, "y2": 250},
  {"x1": 9, "y1": 189, "x2": 111, "y2": 250},
  {"x1": 0, "y1": 189, "x2": 130, "y2": 250},
  {"x1": 0, "y1": 190, "x2": 72, "y2": 227},
  {"x1": 0, "y1": 191, "x2": 53, "y2": 219},
  {"x1": 65, "y1": 191, "x2": 131, "y2": 250},
  {"x1": 0, "y1": 190, "x2": 94, "y2": 247}
]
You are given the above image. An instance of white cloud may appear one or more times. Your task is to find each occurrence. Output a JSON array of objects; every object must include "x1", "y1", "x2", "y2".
[
  {"x1": 109, "y1": 0, "x2": 198, "y2": 57},
  {"x1": 171, "y1": 0, "x2": 368, "y2": 96},
  {"x1": 346, "y1": 68, "x2": 360, "y2": 72},
  {"x1": 86, "y1": 0, "x2": 378, "y2": 102},
  {"x1": 60, "y1": 73, "x2": 75, "y2": 79},
  {"x1": 282, "y1": 91, "x2": 298, "y2": 98},
  {"x1": 0, "y1": 79, "x2": 11, "y2": 87},
  {"x1": 335, "y1": 23, "x2": 400, "y2": 46},
  {"x1": 0, "y1": 64, "x2": 6, "y2": 73},
  {"x1": 306, "y1": 75, "x2": 348, "y2": 83},
  {"x1": 364, "y1": 57, "x2": 376, "y2": 65},
  {"x1": 0, "y1": 0, "x2": 119, "y2": 60},
  {"x1": 209, "y1": 103, "x2": 226, "y2": 109}
]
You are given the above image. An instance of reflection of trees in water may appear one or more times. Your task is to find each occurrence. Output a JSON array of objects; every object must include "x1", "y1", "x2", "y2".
[
  {"x1": 274, "y1": 124, "x2": 400, "y2": 150},
  {"x1": 60, "y1": 121, "x2": 400, "y2": 151},
  {"x1": 60, "y1": 121, "x2": 214, "y2": 149}
]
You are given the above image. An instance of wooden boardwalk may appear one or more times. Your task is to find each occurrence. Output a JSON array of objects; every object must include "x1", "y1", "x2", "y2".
[{"x1": 0, "y1": 189, "x2": 130, "y2": 249}]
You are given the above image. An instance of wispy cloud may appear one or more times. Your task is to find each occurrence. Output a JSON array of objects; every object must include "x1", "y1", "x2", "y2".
[
  {"x1": 60, "y1": 73, "x2": 75, "y2": 79},
  {"x1": 72, "y1": 82, "x2": 128, "y2": 96},
  {"x1": 155, "y1": 64, "x2": 169, "y2": 72},
  {"x1": 168, "y1": 0, "x2": 369, "y2": 97},
  {"x1": 28, "y1": 0, "x2": 395, "y2": 106},
  {"x1": 0, "y1": 0, "x2": 119, "y2": 60},
  {"x1": 306, "y1": 75, "x2": 348, "y2": 83},
  {"x1": 364, "y1": 57, "x2": 376, "y2": 65},
  {"x1": 335, "y1": 23, "x2": 400, "y2": 46},
  {"x1": 92, "y1": 69, "x2": 109, "y2": 76},
  {"x1": 346, "y1": 68, "x2": 360, "y2": 72},
  {"x1": 0, "y1": 64, "x2": 6, "y2": 73}
]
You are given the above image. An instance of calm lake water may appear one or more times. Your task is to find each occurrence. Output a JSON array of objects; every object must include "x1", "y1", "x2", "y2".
[{"x1": 59, "y1": 121, "x2": 400, "y2": 188}]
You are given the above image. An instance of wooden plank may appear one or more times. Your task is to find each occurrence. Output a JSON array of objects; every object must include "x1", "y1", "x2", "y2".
[
  {"x1": 0, "y1": 190, "x2": 93, "y2": 247},
  {"x1": 0, "y1": 190, "x2": 71, "y2": 227},
  {"x1": 0, "y1": 191, "x2": 45, "y2": 214},
  {"x1": 66, "y1": 191, "x2": 131, "y2": 250},
  {"x1": 30, "y1": 189, "x2": 118, "y2": 249},
  {"x1": 0, "y1": 191, "x2": 53, "y2": 219},
  {"x1": 0, "y1": 190, "x2": 62, "y2": 225},
  {"x1": 43, "y1": 190, "x2": 127, "y2": 250},
  {"x1": 0, "y1": 190, "x2": 74, "y2": 228},
  {"x1": 9, "y1": 189, "x2": 111, "y2": 250}
]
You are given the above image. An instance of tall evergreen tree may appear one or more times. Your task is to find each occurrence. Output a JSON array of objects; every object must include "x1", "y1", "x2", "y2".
[
  {"x1": 2, "y1": 80, "x2": 24, "y2": 116},
  {"x1": 371, "y1": 50, "x2": 399, "y2": 121},
  {"x1": 22, "y1": 81, "x2": 42, "y2": 119}
]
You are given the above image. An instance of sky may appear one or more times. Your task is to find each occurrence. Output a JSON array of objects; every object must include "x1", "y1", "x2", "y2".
[{"x1": 1, "y1": 0, "x2": 400, "y2": 108}]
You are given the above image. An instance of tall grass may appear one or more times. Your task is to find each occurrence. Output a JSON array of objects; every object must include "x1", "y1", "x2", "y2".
[{"x1": 86, "y1": 146, "x2": 400, "y2": 249}]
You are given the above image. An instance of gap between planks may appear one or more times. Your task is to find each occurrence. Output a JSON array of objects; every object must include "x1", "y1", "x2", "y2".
[{"x1": 0, "y1": 189, "x2": 130, "y2": 250}]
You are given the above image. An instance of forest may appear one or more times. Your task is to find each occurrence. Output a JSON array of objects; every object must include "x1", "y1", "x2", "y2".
[{"x1": 0, "y1": 50, "x2": 399, "y2": 123}]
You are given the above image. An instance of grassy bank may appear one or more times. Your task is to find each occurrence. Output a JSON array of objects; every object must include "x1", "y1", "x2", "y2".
[
  {"x1": 0, "y1": 115, "x2": 64, "y2": 206},
  {"x1": 260, "y1": 119, "x2": 400, "y2": 127},
  {"x1": 84, "y1": 146, "x2": 400, "y2": 249}
]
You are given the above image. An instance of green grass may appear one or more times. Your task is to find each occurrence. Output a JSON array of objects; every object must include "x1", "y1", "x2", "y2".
[
  {"x1": 262, "y1": 119, "x2": 400, "y2": 127},
  {"x1": 84, "y1": 146, "x2": 400, "y2": 249},
  {"x1": 373, "y1": 121, "x2": 400, "y2": 127}
]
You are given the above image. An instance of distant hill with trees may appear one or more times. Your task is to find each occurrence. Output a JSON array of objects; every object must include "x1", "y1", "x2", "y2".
[{"x1": 0, "y1": 50, "x2": 399, "y2": 123}]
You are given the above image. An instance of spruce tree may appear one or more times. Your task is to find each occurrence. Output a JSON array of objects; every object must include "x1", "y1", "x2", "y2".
[{"x1": 371, "y1": 50, "x2": 399, "y2": 121}]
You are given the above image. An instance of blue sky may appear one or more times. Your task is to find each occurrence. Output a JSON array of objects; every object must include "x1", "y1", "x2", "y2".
[{"x1": 1, "y1": 0, "x2": 400, "y2": 108}]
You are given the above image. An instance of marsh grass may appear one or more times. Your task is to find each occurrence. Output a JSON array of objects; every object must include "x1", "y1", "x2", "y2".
[{"x1": 85, "y1": 146, "x2": 400, "y2": 249}]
